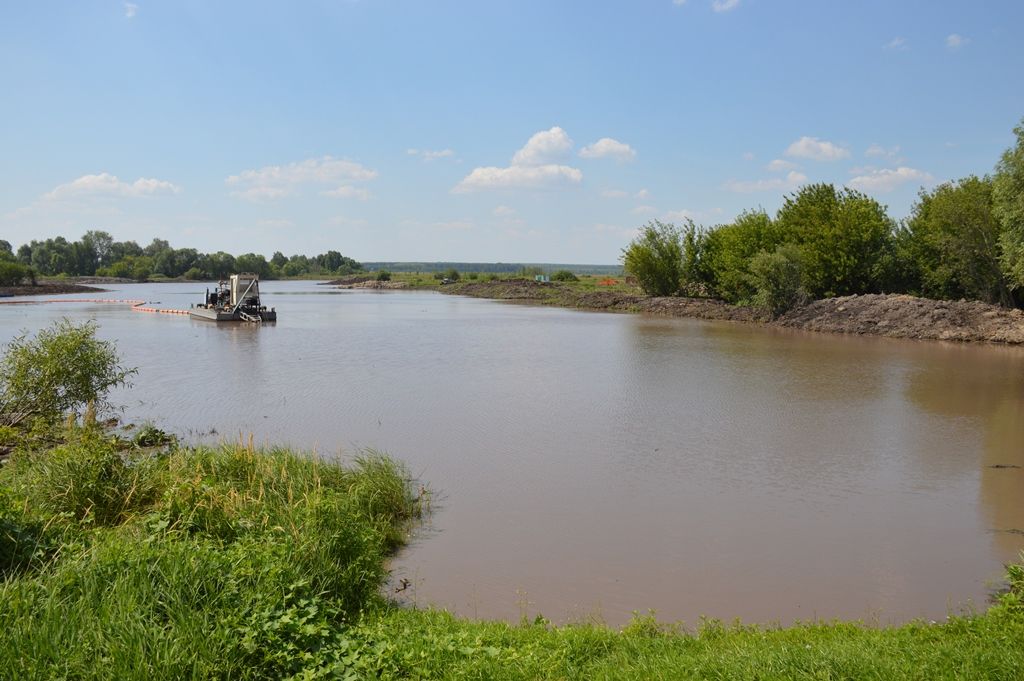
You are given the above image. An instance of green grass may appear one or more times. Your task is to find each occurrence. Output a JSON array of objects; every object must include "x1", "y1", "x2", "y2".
[{"x1": 1, "y1": 426, "x2": 1021, "y2": 679}]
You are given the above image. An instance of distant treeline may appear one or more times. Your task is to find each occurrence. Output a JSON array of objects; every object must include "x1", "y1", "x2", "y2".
[
  {"x1": 0, "y1": 233, "x2": 362, "y2": 284},
  {"x1": 362, "y1": 262, "x2": 622, "y2": 275}
]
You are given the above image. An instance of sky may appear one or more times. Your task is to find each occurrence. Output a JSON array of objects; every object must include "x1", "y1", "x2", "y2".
[{"x1": 2, "y1": 1, "x2": 1023, "y2": 265}]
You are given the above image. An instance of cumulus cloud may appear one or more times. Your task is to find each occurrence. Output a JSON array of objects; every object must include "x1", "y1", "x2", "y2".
[
  {"x1": 724, "y1": 170, "x2": 807, "y2": 193},
  {"x1": 634, "y1": 188, "x2": 651, "y2": 199},
  {"x1": 579, "y1": 137, "x2": 636, "y2": 162},
  {"x1": 712, "y1": 0, "x2": 739, "y2": 12},
  {"x1": 227, "y1": 156, "x2": 377, "y2": 200},
  {"x1": 784, "y1": 136, "x2": 850, "y2": 161},
  {"x1": 946, "y1": 34, "x2": 968, "y2": 49},
  {"x1": 848, "y1": 167, "x2": 933, "y2": 193},
  {"x1": 454, "y1": 165, "x2": 582, "y2": 193},
  {"x1": 124, "y1": 2, "x2": 137, "y2": 18},
  {"x1": 44, "y1": 173, "x2": 180, "y2": 200},
  {"x1": 454, "y1": 126, "x2": 583, "y2": 192},
  {"x1": 407, "y1": 148, "x2": 456, "y2": 161},
  {"x1": 511, "y1": 127, "x2": 573, "y2": 166},
  {"x1": 766, "y1": 159, "x2": 797, "y2": 172}
]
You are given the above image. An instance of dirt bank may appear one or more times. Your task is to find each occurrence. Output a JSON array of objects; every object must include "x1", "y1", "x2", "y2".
[
  {"x1": 335, "y1": 280, "x2": 409, "y2": 290},
  {"x1": 446, "y1": 281, "x2": 1024, "y2": 345},
  {"x1": 0, "y1": 281, "x2": 106, "y2": 297}
]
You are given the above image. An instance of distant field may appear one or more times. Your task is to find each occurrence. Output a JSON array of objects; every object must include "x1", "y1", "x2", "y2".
[{"x1": 361, "y1": 262, "x2": 623, "y2": 275}]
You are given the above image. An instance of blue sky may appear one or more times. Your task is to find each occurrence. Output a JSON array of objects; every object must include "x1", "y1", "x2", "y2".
[{"x1": 2, "y1": 1, "x2": 1023, "y2": 264}]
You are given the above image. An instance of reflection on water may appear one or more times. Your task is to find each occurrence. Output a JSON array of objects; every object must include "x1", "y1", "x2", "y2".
[{"x1": 2, "y1": 281, "x2": 1023, "y2": 626}]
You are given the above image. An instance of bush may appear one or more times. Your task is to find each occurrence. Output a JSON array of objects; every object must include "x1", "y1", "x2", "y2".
[
  {"x1": 444, "y1": 268, "x2": 461, "y2": 281},
  {"x1": 0, "y1": 261, "x2": 33, "y2": 287},
  {"x1": 551, "y1": 270, "x2": 579, "y2": 282},
  {"x1": 700, "y1": 210, "x2": 787, "y2": 303},
  {"x1": 375, "y1": 270, "x2": 392, "y2": 282},
  {"x1": 622, "y1": 220, "x2": 684, "y2": 296},
  {"x1": 747, "y1": 244, "x2": 806, "y2": 318},
  {"x1": 182, "y1": 267, "x2": 204, "y2": 281},
  {"x1": 0, "y1": 320, "x2": 136, "y2": 427}
]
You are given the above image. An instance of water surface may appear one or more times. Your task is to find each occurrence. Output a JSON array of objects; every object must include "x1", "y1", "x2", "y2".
[{"x1": 2, "y1": 280, "x2": 1022, "y2": 626}]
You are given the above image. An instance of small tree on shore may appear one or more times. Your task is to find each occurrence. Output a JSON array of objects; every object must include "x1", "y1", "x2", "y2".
[
  {"x1": 0, "y1": 320, "x2": 136, "y2": 427},
  {"x1": 622, "y1": 220, "x2": 685, "y2": 296}
]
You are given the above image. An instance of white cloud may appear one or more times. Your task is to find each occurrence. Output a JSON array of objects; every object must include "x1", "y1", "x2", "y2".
[
  {"x1": 454, "y1": 126, "x2": 583, "y2": 193},
  {"x1": 634, "y1": 188, "x2": 651, "y2": 199},
  {"x1": 407, "y1": 148, "x2": 456, "y2": 161},
  {"x1": 712, "y1": 0, "x2": 739, "y2": 12},
  {"x1": 511, "y1": 126, "x2": 573, "y2": 166},
  {"x1": 579, "y1": 137, "x2": 636, "y2": 162},
  {"x1": 226, "y1": 156, "x2": 376, "y2": 201},
  {"x1": 784, "y1": 136, "x2": 850, "y2": 161},
  {"x1": 321, "y1": 185, "x2": 372, "y2": 200},
  {"x1": 601, "y1": 189, "x2": 629, "y2": 198},
  {"x1": 454, "y1": 164, "x2": 582, "y2": 193},
  {"x1": 631, "y1": 205, "x2": 657, "y2": 215},
  {"x1": 663, "y1": 209, "x2": 697, "y2": 222},
  {"x1": 493, "y1": 205, "x2": 516, "y2": 217},
  {"x1": 766, "y1": 159, "x2": 797, "y2": 172},
  {"x1": 885, "y1": 37, "x2": 907, "y2": 50},
  {"x1": 864, "y1": 143, "x2": 902, "y2": 162},
  {"x1": 946, "y1": 33, "x2": 968, "y2": 49},
  {"x1": 847, "y1": 167, "x2": 933, "y2": 193},
  {"x1": 124, "y1": 2, "x2": 138, "y2": 18},
  {"x1": 724, "y1": 170, "x2": 807, "y2": 193},
  {"x1": 44, "y1": 173, "x2": 180, "y2": 200}
]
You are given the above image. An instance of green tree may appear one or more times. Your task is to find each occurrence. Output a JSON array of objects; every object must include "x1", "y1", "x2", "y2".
[
  {"x1": 775, "y1": 184, "x2": 894, "y2": 298},
  {"x1": 622, "y1": 220, "x2": 685, "y2": 296},
  {"x1": 700, "y1": 210, "x2": 788, "y2": 303},
  {"x1": 551, "y1": 270, "x2": 579, "y2": 282},
  {"x1": 0, "y1": 240, "x2": 13, "y2": 260},
  {"x1": 906, "y1": 176, "x2": 1011, "y2": 306},
  {"x1": 747, "y1": 244, "x2": 806, "y2": 318},
  {"x1": 995, "y1": 118, "x2": 1024, "y2": 295},
  {"x1": 0, "y1": 320, "x2": 136, "y2": 427}
]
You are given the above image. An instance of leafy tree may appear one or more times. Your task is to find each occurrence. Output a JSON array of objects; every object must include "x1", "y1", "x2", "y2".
[
  {"x1": 995, "y1": 118, "x2": 1024, "y2": 294},
  {"x1": 443, "y1": 268, "x2": 461, "y2": 281},
  {"x1": 0, "y1": 320, "x2": 136, "y2": 427},
  {"x1": 700, "y1": 210, "x2": 788, "y2": 303},
  {"x1": 622, "y1": 220, "x2": 684, "y2": 296},
  {"x1": 375, "y1": 270, "x2": 392, "y2": 281},
  {"x1": 551, "y1": 270, "x2": 579, "y2": 282},
  {"x1": 0, "y1": 261, "x2": 33, "y2": 286},
  {"x1": 0, "y1": 240, "x2": 12, "y2": 260},
  {"x1": 775, "y1": 184, "x2": 894, "y2": 298},
  {"x1": 81, "y1": 230, "x2": 115, "y2": 270},
  {"x1": 235, "y1": 253, "x2": 272, "y2": 278},
  {"x1": 906, "y1": 176, "x2": 1011, "y2": 306},
  {"x1": 270, "y1": 251, "x2": 288, "y2": 269},
  {"x1": 747, "y1": 244, "x2": 806, "y2": 318}
]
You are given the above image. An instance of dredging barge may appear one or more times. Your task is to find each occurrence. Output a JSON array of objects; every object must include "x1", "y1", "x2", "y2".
[{"x1": 190, "y1": 273, "x2": 277, "y2": 323}]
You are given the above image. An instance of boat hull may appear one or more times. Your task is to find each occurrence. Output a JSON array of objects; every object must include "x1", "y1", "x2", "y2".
[{"x1": 189, "y1": 308, "x2": 277, "y2": 322}]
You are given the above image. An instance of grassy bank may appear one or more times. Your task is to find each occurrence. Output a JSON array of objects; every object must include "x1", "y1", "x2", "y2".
[{"x1": 1, "y1": 425, "x2": 1023, "y2": 679}]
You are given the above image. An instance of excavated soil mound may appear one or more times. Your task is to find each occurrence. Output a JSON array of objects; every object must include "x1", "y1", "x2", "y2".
[
  {"x1": 775, "y1": 294, "x2": 1024, "y2": 344},
  {"x1": 0, "y1": 282, "x2": 105, "y2": 297}
]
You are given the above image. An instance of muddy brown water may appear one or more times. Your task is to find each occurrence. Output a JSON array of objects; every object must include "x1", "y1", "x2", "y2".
[{"x1": 2, "y1": 281, "x2": 1023, "y2": 627}]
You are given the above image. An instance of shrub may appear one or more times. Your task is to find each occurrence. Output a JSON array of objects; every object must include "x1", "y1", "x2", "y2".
[
  {"x1": 700, "y1": 210, "x2": 788, "y2": 303},
  {"x1": 0, "y1": 261, "x2": 33, "y2": 287},
  {"x1": 0, "y1": 320, "x2": 136, "y2": 427},
  {"x1": 443, "y1": 268, "x2": 461, "y2": 281},
  {"x1": 622, "y1": 220, "x2": 684, "y2": 296},
  {"x1": 747, "y1": 244, "x2": 806, "y2": 318},
  {"x1": 375, "y1": 270, "x2": 392, "y2": 282},
  {"x1": 551, "y1": 270, "x2": 579, "y2": 282}
]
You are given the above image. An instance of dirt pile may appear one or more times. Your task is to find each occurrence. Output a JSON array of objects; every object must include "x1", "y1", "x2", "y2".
[
  {"x1": 0, "y1": 282, "x2": 105, "y2": 297},
  {"x1": 337, "y1": 280, "x2": 409, "y2": 290},
  {"x1": 775, "y1": 294, "x2": 1024, "y2": 344},
  {"x1": 449, "y1": 281, "x2": 1024, "y2": 345}
]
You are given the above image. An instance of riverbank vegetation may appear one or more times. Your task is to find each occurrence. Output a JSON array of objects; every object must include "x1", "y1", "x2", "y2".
[
  {"x1": 624, "y1": 118, "x2": 1024, "y2": 317},
  {"x1": 3, "y1": 323, "x2": 1024, "y2": 679}
]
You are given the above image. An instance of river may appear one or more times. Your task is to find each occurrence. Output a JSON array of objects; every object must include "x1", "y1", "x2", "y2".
[{"x1": 2, "y1": 280, "x2": 1023, "y2": 627}]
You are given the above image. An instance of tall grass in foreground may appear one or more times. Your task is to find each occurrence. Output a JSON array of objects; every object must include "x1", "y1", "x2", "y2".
[{"x1": 0, "y1": 433, "x2": 423, "y2": 680}]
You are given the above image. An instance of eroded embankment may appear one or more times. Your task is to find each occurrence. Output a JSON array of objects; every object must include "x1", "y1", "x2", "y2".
[
  {"x1": 446, "y1": 280, "x2": 1024, "y2": 344},
  {"x1": 0, "y1": 282, "x2": 106, "y2": 297}
]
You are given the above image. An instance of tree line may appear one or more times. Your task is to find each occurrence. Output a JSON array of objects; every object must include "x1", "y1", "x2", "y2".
[
  {"x1": 624, "y1": 117, "x2": 1024, "y2": 315},
  {"x1": 0, "y1": 233, "x2": 362, "y2": 285}
]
